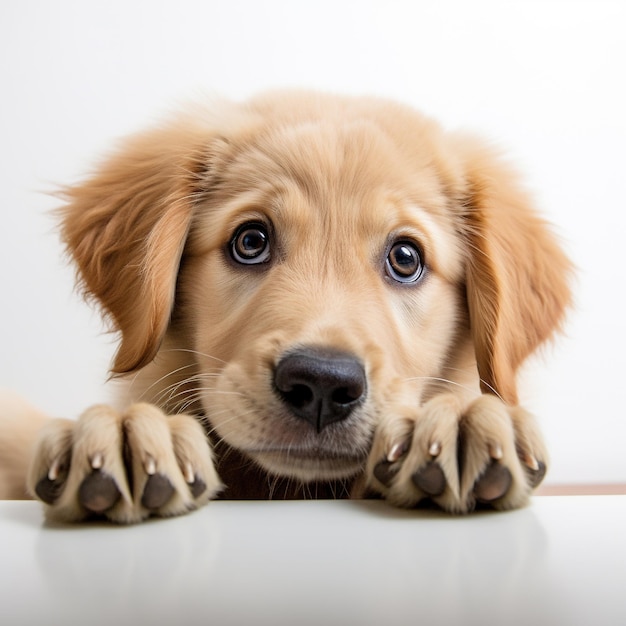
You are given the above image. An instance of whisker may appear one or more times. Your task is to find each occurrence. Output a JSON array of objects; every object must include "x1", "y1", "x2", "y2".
[
  {"x1": 158, "y1": 347, "x2": 228, "y2": 366},
  {"x1": 142, "y1": 369, "x2": 231, "y2": 414},
  {"x1": 174, "y1": 385, "x2": 245, "y2": 416},
  {"x1": 135, "y1": 362, "x2": 202, "y2": 403},
  {"x1": 267, "y1": 474, "x2": 279, "y2": 500},
  {"x1": 404, "y1": 374, "x2": 504, "y2": 403},
  {"x1": 151, "y1": 376, "x2": 206, "y2": 411},
  {"x1": 156, "y1": 377, "x2": 233, "y2": 406},
  {"x1": 475, "y1": 378, "x2": 504, "y2": 403},
  {"x1": 404, "y1": 375, "x2": 480, "y2": 397}
]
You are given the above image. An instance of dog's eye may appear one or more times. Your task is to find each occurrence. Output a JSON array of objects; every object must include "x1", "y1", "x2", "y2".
[
  {"x1": 230, "y1": 223, "x2": 271, "y2": 265},
  {"x1": 386, "y1": 241, "x2": 424, "y2": 283}
]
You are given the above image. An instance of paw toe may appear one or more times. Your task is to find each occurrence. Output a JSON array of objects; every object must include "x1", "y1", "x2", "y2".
[
  {"x1": 527, "y1": 460, "x2": 547, "y2": 488},
  {"x1": 78, "y1": 470, "x2": 121, "y2": 514},
  {"x1": 373, "y1": 460, "x2": 401, "y2": 487},
  {"x1": 141, "y1": 473, "x2": 175, "y2": 510},
  {"x1": 189, "y1": 476, "x2": 207, "y2": 499},
  {"x1": 35, "y1": 476, "x2": 63, "y2": 505},
  {"x1": 411, "y1": 461, "x2": 446, "y2": 497},
  {"x1": 473, "y1": 461, "x2": 512, "y2": 503}
]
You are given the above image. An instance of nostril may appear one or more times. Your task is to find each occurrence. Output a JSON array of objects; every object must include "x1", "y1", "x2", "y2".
[
  {"x1": 331, "y1": 384, "x2": 364, "y2": 406},
  {"x1": 283, "y1": 384, "x2": 314, "y2": 410}
]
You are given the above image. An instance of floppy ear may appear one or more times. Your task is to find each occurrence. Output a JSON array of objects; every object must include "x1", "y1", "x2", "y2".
[
  {"x1": 460, "y1": 142, "x2": 573, "y2": 405},
  {"x1": 60, "y1": 119, "x2": 215, "y2": 375}
]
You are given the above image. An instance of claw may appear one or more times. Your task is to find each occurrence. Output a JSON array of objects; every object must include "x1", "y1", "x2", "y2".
[
  {"x1": 523, "y1": 453, "x2": 540, "y2": 471},
  {"x1": 48, "y1": 457, "x2": 62, "y2": 481},
  {"x1": 387, "y1": 440, "x2": 409, "y2": 463},
  {"x1": 376, "y1": 439, "x2": 409, "y2": 487},
  {"x1": 183, "y1": 461, "x2": 195, "y2": 485},
  {"x1": 489, "y1": 443, "x2": 503, "y2": 461},
  {"x1": 181, "y1": 461, "x2": 207, "y2": 498},
  {"x1": 37, "y1": 456, "x2": 67, "y2": 504},
  {"x1": 428, "y1": 441, "x2": 441, "y2": 458},
  {"x1": 90, "y1": 452, "x2": 104, "y2": 470},
  {"x1": 145, "y1": 455, "x2": 157, "y2": 476},
  {"x1": 527, "y1": 460, "x2": 547, "y2": 488}
]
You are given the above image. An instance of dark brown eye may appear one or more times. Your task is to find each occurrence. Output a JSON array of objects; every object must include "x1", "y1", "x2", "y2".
[
  {"x1": 230, "y1": 223, "x2": 271, "y2": 265},
  {"x1": 386, "y1": 241, "x2": 424, "y2": 283}
]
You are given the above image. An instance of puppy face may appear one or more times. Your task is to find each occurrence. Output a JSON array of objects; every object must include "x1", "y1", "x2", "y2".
[
  {"x1": 179, "y1": 119, "x2": 467, "y2": 480},
  {"x1": 60, "y1": 92, "x2": 571, "y2": 488}
]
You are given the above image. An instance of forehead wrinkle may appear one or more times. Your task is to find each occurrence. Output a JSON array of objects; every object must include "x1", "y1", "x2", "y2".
[
  {"x1": 257, "y1": 128, "x2": 371, "y2": 243},
  {"x1": 258, "y1": 118, "x2": 414, "y2": 201},
  {"x1": 255, "y1": 185, "x2": 379, "y2": 292},
  {"x1": 394, "y1": 204, "x2": 464, "y2": 284}
]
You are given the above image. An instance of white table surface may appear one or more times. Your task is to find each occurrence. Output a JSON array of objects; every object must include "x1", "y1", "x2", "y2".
[{"x1": 1, "y1": 496, "x2": 624, "y2": 626}]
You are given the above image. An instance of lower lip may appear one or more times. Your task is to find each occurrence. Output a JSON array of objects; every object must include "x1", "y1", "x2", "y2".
[
  {"x1": 249, "y1": 448, "x2": 365, "y2": 462},
  {"x1": 249, "y1": 449, "x2": 366, "y2": 478}
]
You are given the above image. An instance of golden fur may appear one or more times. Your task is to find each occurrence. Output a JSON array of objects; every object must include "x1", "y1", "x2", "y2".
[{"x1": 0, "y1": 91, "x2": 571, "y2": 522}]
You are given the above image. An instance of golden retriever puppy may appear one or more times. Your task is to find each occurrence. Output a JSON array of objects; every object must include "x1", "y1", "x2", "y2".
[{"x1": 2, "y1": 91, "x2": 572, "y2": 522}]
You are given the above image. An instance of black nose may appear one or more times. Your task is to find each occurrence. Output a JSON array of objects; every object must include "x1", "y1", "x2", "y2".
[{"x1": 274, "y1": 348, "x2": 367, "y2": 432}]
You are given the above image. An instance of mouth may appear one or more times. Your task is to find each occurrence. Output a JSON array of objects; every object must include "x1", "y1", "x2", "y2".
[{"x1": 247, "y1": 447, "x2": 368, "y2": 481}]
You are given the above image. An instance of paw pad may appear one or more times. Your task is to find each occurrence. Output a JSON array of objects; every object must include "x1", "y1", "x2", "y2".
[
  {"x1": 473, "y1": 461, "x2": 512, "y2": 503},
  {"x1": 412, "y1": 461, "x2": 446, "y2": 497},
  {"x1": 78, "y1": 469, "x2": 121, "y2": 514},
  {"x1": 373, "y1": 460, "x2": 401, "y2": 487},
  {"x1": 141, "y1": 474, "x2": 175, "y2": 510},
  {"x1": 35, "y1": 475, "x2": 63, "y2": 505},
  {"x1": 189, "y1": 476, "x2": 207, "y2": 499}
]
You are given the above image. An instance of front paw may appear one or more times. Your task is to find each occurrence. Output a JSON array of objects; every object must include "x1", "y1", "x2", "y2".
[
  {"x1": 28, "y1": 404, "x2": 222, "y2": 523},
  {"x1": 367, "y1": 394, "x2": 547, "y2": 513}
]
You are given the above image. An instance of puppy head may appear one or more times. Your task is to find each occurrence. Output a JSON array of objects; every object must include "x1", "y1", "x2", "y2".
[{"x1": 60, "y1": 92, "x2": 571, "y2": 481}]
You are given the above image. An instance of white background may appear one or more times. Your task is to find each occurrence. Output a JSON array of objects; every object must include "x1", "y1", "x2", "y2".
[{"x1": 1, "y1": 0, "x2": 624, "y2": 485}]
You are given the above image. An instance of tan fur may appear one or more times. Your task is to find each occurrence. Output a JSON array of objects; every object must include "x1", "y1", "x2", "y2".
[
  {"x1": 0, "y1": 91, "x2": 572, "y2": 521},
  {"x1": 0, "y1": 390, "x2": 48, "y2": 499}
]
